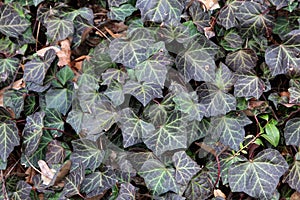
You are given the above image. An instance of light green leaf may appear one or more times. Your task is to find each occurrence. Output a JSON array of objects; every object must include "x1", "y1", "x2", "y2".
[
  {"x1": 22, "y1": 111, "x2": 45, "y2": 156},
  {"x1": 108, "y1": 4, "x2": 137, "y2": 21},
  {"x1": 0, "y1": 120, "x2": 19, "y2": 161},
  {"x1": 284, "y1": 118, "x2": 300, "y2": 146},
  {"x1": 142, "y1": 112, "x2": 187, "y2": 156},
  {"x1": 172, "y1": 151, "x2": 201, "y2": 185},
  {"x1": 119, "y1": 108, "x2": 155, "y2": 148},
  {"x1": 261, "y1": 119, "x2": 280, "y2": 147},
  {"x1": 0, "y1": 4, "x2": 30, "y2": 37},
  {"x1": 123, "y1": 80, "x2": 162, "y2": 106},
  {"x1": 109, "y1": 28, "x2": 155, "y2": 68},
  {"x1": 71, "y1": 138, "x2": 105, "y2": 171},
  {"x1": 228, "y1": 149, "x2": 288, "y2": 199},
  {"x1": 136, "y1": 0, "x2": 184, "y2": 23},
  {"x1": 45, "y1": 17, "x2": 74, "y2": 42},
  {"x1": 139, "y1": 159, "x2": 178, "y2": 195}
]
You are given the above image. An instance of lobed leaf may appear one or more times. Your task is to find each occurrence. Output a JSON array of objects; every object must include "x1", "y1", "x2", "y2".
[{"x1": 0, "y1": 120, "x2": 19, "y2": 161}]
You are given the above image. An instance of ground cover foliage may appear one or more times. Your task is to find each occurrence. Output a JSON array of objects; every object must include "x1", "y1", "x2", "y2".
[{"x1": 0, "y1": 0, "x2": 300, "y2": 199}]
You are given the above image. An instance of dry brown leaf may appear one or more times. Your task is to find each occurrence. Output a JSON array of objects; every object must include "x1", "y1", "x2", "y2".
[
  {"x1": 38, "y1": 160, "x2": 56, "y2": 186},
  {"x1": 0, "y1": 79, "x2": 25, "y2": 107},
  {"x1": 25, "y1": 167, "x2": 36, "y2": 184},
  {"x1": 57, "y1": 39, "x2": 71, "y2": 67},
  {"x1": 214, "y1": 189, "x2": 226, "y2": 198},
  {"x1": 199, "y1": 0, "x2": 220, "y2": 11},
  {"x1": 291, "y1": 191, "x2": 300, "y2": 200},
  {"x1": 36, "y1": 46, "x2": 60, "y2": 57}
]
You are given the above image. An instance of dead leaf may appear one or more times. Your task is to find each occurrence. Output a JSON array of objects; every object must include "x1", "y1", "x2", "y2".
[
  {"x1": 36, "y1": 46, "x2": 60, "y2": 57},
  {"x1": 25, "y1": 167, "x2": 36, "y2": 184},
  {"x1": 57, "y1": 39, "x2": 71, "y2": 67},
  {"x1": 0, "y1": 79, "x2": 25, "y2": 107},
  {"x1": 54, "y1": 160, "x2": 71, "y2": 185},
  {"x1": 38, "y1": 160, "x2": 56, "y2": 186},
  {"x1": 291, "y1": 191, "x2": 300, "y2": 200},
  {"x1": 199, "y1": 0, "x2": 220, "y2": 11},
  {"x1": 204, "y1": 26, "x2": 215, "y2": 39},
  {"x1": 214, "y1": 189, "x2": 226, "y2": 198}
]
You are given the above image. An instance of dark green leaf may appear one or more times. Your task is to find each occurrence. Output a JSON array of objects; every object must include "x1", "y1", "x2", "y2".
[
  {"x1": 108, "y1": 0, "x2": 128, "y2": 7},
  {"x1": 220, "y1": 30, "x2": 243, "y2": 51},
  {"x1": 45, "y1": 140, "x2": 65, "y2": 164},
  {"x1": 62, "y1": 163, "x2": 85, "y2": 198},
  {"x1": 0, "y1": 4, "x2": 30, "y2": 37},
  {"x1": 228, "y1": 149, "x2": 288, "y2": 199},
  {"x1": 56, "y1": 66, "x2": 74, "y2": 86},
  {"x1": 288, "y1": 86, "x2": 300, "y2": 103},
  {"x1": 109, "y1": 28, "x2": 155, "y2": 68},
  {"x1": 269, "y1": 0, "x2": 289, "y2": 10},
  {"x1": 66, "y1": 109, "x2": 83, "y2": 134},
  {"x1": 71, "y1": 137, "x2": 105, "y2": 171},
  {"x1": 4, "y1": 89, "x2": 25, "y2": 119},
  {"x1": 225, "y1": 49, "x2": 258, "y2": 73},
  {"x1": 173, "y1": 151, "x2": 201, "y2": 185},
  {"x1": 284, "y1": 118, "x2": 300, "y2": 146},
  {"x1": 123, "y1": 80, "x2": 162, "y2": 106},
  {"x1": 45, "y1": 17, "x2": 74, "y2": 42},
  {"x1": 142, "y1": 112, "x2": 187, "y2": 156},
  {"x1": 104, "y1": 80, "x2": 125, "y2": 106},
  {"x1": 139, "y1": 159, "x2": 178, "y2": 195},
  {"x1": 119, "y1": 108, "x2": 155, "y2": 148},
  {"x1": 136, "y1": 0, "x2": 184, "y2": 23},
  {"x1": 184, "y1": 172, "x2": 212, "y2": 200},
  {"x1": 116, "y1": 183, "x2": 136, "y2": 200},
  {"x1": 285, "y1": 153, "x2": 300, "y2": 191},
  {"x1": 102, "y1": 68, "x2": 128, "y2": 85},
  {"x1": 44, "y1": 108, "x2": 64, "y2": 137},
  {"x1": 108, "y1": 4, "x2": 137, "y2": 21},
  {"x1": 22, "y1": 111, "x2": 45, "y2": 156},
  {"x1": 0, "y1": 120, "x2": 19, "y2": 161},
  {"x1": 0, "y1": 58, "x2": 19, "y2": 83},
  {"x1": 217, "y1": 1, "x2": 239, "y2": 30},
  {"x1": 10, "y1": 181, "x2": 31, "y2": 200},
  {"x1": 189, "y1": 1, "x2": 210, "y2": 32}
]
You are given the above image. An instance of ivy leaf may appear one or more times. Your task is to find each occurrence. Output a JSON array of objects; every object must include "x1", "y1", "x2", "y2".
[
  {"x1": 225, "y1": 49, "x2": 258, "y2": 73},
  {"x1": 172, "y1": 151, "x2": 201, "y2": 185},
  {"x1": 269, "y1": 0, "x2": 289, "y2": 10},
  {"x1": 108, "y1": 4, "x2": 137, "y2": 21},
  {"x1": 289, "y1": 86, "x2": 300, "y2": 103},
  {"x1": 104, "y1": 81, "x2": 125, "y2": 106},
  {"x1": 188, "y1": 1, "x2": 210, "y2": 32},
  {"x1": 123, "y1": 80, "x2": 162, "y2": 106},
  {"x1": 209, "y1": 112, "x2": 252, "y2": 150},
  {"x1": 142, "y1": 112, "x2": 187, "y2": 156},
  {"x1": 45, "y1": 83, "x2": 73, "y2": 115},
  {"x1": 116, "y1": 183, "x2": 136, "y2": 200},
  {"x1": 108, "y1": 0, "x2": 128, "y2": 7},
  {"x1": 220, "y1": 30, "x2": 243, "y2": 51},
  {"x1": 10, "y1": 181, "x2": 32, "y2": 200},
  {"x1": 234, "y1": 72, "x2": 266, "y2": 99},
  {"x1": 173, "y1": 91, "x2": 205, "y2": 121},
  {"x1": 45, "y1": 140, "x2": 65, "y2": 164},
  {"x1": 228, "y1": 149, "x2": 288, "y2": 199},
  {"x1": 23, "y1": 111, "x2": 45, "y2": 156},
  {"x1": 0, "y1": 58, "x2": 19, "y2": 83},
  {"x1": 109, "y1": 28, "x2": 155, "y2": 68},
  {"x1": 235, "y1": 1, "x2": 274, "y2": 36},
  {"x1": 284, "y1": 118, "x2": 300, "y2": 146},
  {"x1": 71, "y1": 138, "x2": 105, "y2": 171},
  {"x1": 4, "y1": 89, "x2": 25, "y2": 119},
  {"x1": 0, "y1": 120, "x2": 19, "y2": 161},
  {"x1": 139, "y1": 159, "x2": 178, "y2": 195},
  {"x1": 135, "y1": 51, "x2": 173, "y2": 88},
  {"x1": 81, "y1": 168, "x2": 117, "y2": 197},
  {"x1": 176, "y1": 38, "x2": 218, "y2": 82},
  {"x1": 24, "y1": 49, "x2": 56, "y2": 85},
  {"x1": 0, "y1": 4, "x2": 30, "y2": 37},
  {"x1": 45, "y1": 17, "x2": 74, "y2": 42},
  {"x1": 101, "y1": 68, "x2": 128, "y2": 85},
  {"x1": 136, "y1": 0, "x2": 184, "y2": 23},
  {"x1": 265, "y1": 30, "x2": 300, "y2": 76},
  {"x1": 55, "y1": 66, "x2": 74, "y2": 86},
  {"x1": 285, "y1": 153, "x2": 300, "y2": 191},
  {"x1": 187, "y1": 119, "x2": 209, "y2": 145},
  {"x1": 119, "y1": 108, "x2": 155, "y2": 148},
  {"x1": 62, "y1": 163, "x2": 85, "y2": 198},
  {"x1": 66, "y1": 109, "x2": 83, "y2": 134},
  {"x1": 217, "y1": 1, "x2": 239, "y2": 30},
  {"x1": 44, "y1": 109, "x2": 64, "y2": 137},
  {"x1": 184, "y1": 172, "x2": 212, "y2": 200}
]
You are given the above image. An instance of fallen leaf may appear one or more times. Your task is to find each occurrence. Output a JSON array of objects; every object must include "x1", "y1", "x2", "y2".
[
  {"x1": 57, "y1": 39, "x2": 71, "y2": 67},
  {"x1": 199, "y1": 0, "x2": 220, "y2": 11},
  {"x1": 291, "y1": 191, "x2": 300, "y2": 200},
  {"x1": 214, "y1": 189, "x2": 226, "y2": 198},
  {"x1": 0, "y1": 79, "x2": 25, "y2": 107},
  {"x1": 38, "y1": 160, "x2": 56, "y2": 186},
  {"x1": 36, "y1": 46, "x2": 60, "y2": 57}
]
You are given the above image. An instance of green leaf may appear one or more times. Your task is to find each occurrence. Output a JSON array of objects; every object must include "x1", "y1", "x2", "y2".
[
  {"x1": 284, "y1": 118, "x2": 300, "y2": 146},
  {"x1": 228, "y1": 149, "x2": 288, "y2": 199},
  {"x1": 220, "y1": 30, "x2": 243, "y2": 51},
  {"x1": 62, "y1": 163, "x2": 85, "y2": 198},
  {"x1": 173, "y1": 91, "x2": 205, "y2": 121},
  {"x1": 235, "y1": 1, "x2": 274, "y2": 36},
  {"x1": 45, "y1": 84, "x2": 73, "y2": 115},
  {"x1": 10, "y1": 181, "x2": 31, "y2": 200},
  {"x1": 135, "y1": 51, "x2": 173, "y2": 88},
  {"x1": 45, "y1": 140, "x2": 65, "y2": 164},
  {"x1": 217, "y1": 1, "x2": 239, "y2": 30},
  {"x1": 0, "y1": 4, "x2": 30, "y2": 37},
  {"x1": 187, "y1": 119, "x2": 209, "y2": 145},
  {"x1": 0, "y1": 58, "x2": 19, "y2": 83},
  {"x1": 289, "y1": 86, "x2": 300, "y2": 103},
  {"x1": 176, "y1": 38, "x2": 218, "y2": 82},
  {"x1": 184, "y1": 172, "x2": 212, "y2": 200},
  {"x1": 4, "y1": 89, "x2": 25, "y2": 119},
  {"x1": 102, "y1": 68, "x2": 128, "y2": 85},
  {"x1": 265, "y1": 30, "x2": 300, "y2": 76},
  {"x1": 188, "y1": 1, "x2": 210, "y2": 32},
  {"x1": 108, "y1": 0, "x2": 128, "y2": 7},
  {"x1": 104, "y1": 80, "x2": 125, "y2": 106},
  {"x1": 136, "y1": 0, "x2": 184, "y2": 23},
  {"x1": 45, "y1": 17, "x2": 74, "y2": 42},
  {"x1": 109, "y1": 28, "x2": 155, "y2": 68},
  {"x1": 108, "y1": 4, "x2": 137, "y2": 21},
  {"x1": 285, "y1": 153, "x2": 300, "y2": 191},
  {"x1": 81, "y1": 168, "x2": 117, "y2": 197},
  {"x1": 123, "y1": 80, "x2": 162, "y2": 106},
  {"x1": 172, "y1": 151, "x2": 201, "y2": 185},
  {"x1": 22, "y1": 111, "x2": 45, "y2": 156},
  {"x1": 44, "y1": 108, "x2": 64, "y2": 137},
  {"x1": 66, "y1": 109, "x2": 83, "y2": 134},
  {"x1": 63, "y1": 7, "x2": 94, "y2": 24},
  {"x1": 225, "y1": 49, "x2": 258, "y2": 73},
  {"x1": 71, "y1": 137, "x2": 105, "y2": 171},
  {"x1": 139, "y1": 159, "x2": 178, "y2": 195},
  {"x1": 116, "y1": 183, "x2": 136, "y2": 200},
  {"x1": 55, "y1": 66, "x2": 74, "y2": 86},
  {"x1": 234, "y1": 73, "x2": 266, "y2": 99},
  {"x1": 261, "y1": 119, "x2": 280, "y2": 147},
  {"x1": 209, "y1": 112, "x2": 252, "y2": 150},
  {"x1": 0, "y1": 120, "x2": 19, "y2": 161},
  {"x1": 23, "y1": 49, "x2": 56, "y2": 85},
  {"x1": 269, "y1": 0, "x2": 289, "y2": 10},
  {"x1": 119, "y1": 108, "x2": 155, "y2": 148},
  {"x1": 142, "y1": 112, "x2": 187, "y2": 156}
]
